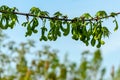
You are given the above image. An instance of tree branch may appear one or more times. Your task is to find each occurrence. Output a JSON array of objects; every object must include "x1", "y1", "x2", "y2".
[{"x1": 0, "y1": 10, "x2": 120, "y2": 21}]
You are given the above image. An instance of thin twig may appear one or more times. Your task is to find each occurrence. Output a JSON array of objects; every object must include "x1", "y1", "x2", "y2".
[{"x1": 0, "y1": 10, "x2": 120, "y2": 21}]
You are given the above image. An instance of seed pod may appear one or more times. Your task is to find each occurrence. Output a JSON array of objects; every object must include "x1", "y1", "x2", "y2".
[{"x1": 91, "y1": 37, "x2": 96, "y2": 46}]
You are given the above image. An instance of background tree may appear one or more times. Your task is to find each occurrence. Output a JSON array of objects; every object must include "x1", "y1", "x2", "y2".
[{"x1": 0, "y1": 30, "x2": 120, "y2": 80}]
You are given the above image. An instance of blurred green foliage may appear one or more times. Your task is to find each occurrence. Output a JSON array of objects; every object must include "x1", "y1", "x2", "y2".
[{"x1": 0, "y1": 30, "x2": 120, "y2": 80}]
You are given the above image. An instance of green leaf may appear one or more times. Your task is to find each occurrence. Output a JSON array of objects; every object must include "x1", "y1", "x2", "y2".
[
  {"x1": 113, "y1": 19, "x2": 118, "y2": 31},
  {"x1": 30, "y1": 7, "x2": 41, "y2": 15},
  {"x1": 54, "y1": 11, "x2": 62, "y2": 17},
  {"x1": 82, "y1": 13, "x2": 92, "y2": 19},
  {"x1": 110, "y1": 12, "x2": 118, "y2": 17},
  {"x1": 96, "y1": 11, "x2": 107, "y2": 17},
  {"x1": 40, "y1": 11, "x2": 49, "y2": 17}
]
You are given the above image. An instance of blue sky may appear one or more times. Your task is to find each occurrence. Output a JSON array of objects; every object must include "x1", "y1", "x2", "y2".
[{"x1": 0, "y1": 0, "x2": 120, "y2": 77}]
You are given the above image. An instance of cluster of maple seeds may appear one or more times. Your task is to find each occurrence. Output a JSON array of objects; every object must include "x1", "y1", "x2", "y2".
[{"x1": 0, "y1": 5, "x2": 119, "y2": 47}]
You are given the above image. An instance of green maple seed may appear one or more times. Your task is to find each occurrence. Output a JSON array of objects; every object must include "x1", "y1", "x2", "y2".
[
  {"x1": 9, "y1": 20, "x2": 16, "y2": 29},
  {"x1": 57, "y1": 31, "x2": 61, "y2": 37},
  {"x1": 72, "y1": 35, "x2": 79, "y2": 40},
  {"x1": 48, "y1": 34, "x2": 53, "y2": 41},
  {"x1": 63, "y1": 22, "x2": 70, "y2": 36},
  {"x1": 43, "y1": 36, "x2": 48, "y2": 41},
  {"x1": 33, "y1": 30, "x2": 38, "y2": 33},
  {"x1": 40, "y1": 27, "x2": 47, "y2": 41},
  {"x1": 91, "y1": 38, "x2": 96, "y2": 46},
  {"x1": 100, "y1": 40, "x2": 105, "y2": 45},
  {"x1": 97, "y1": 41, "x2": 101, "y2": 48},
  {"x1": 113, "y1": 19, "x2": 118, "y2": 31},
  {"x1": 25, "y1": 30, "x2": 32, "y2": 37}
]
